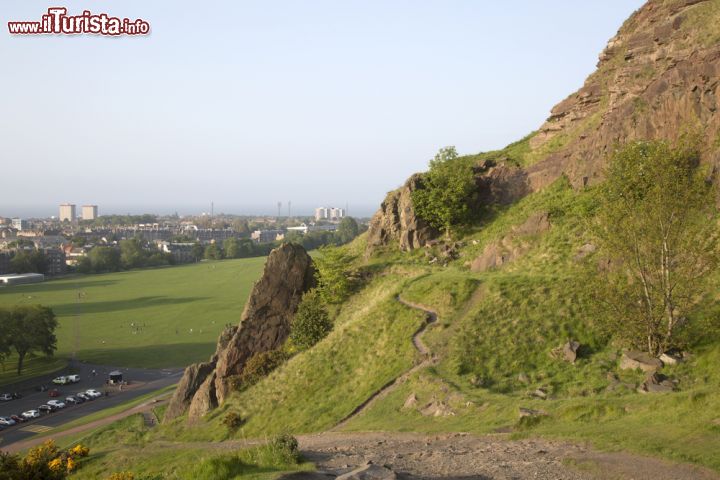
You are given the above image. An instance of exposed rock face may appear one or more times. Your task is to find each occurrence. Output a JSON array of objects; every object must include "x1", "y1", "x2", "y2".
[
  {"x1": 366, "y1": 174, "x2": 439, "y2": 252},
  {"x1": 369, "y1": 0, "x2": 720, "y2": 251},
  {"x1": 476, "y1": 161, "x2": 531, "y2": 206},
  {"x1": 163, "y1": 361, "x2": 216, "y2": 421},
  {"x1": 164, "y1": 243, "x2": 316, "y2": 422},
  {"x1": 470, "y1": 212, "x2": 551, "y2": 272},
  {"x1": 528, "y1": 0, "x2": 720, "y2": 190}
]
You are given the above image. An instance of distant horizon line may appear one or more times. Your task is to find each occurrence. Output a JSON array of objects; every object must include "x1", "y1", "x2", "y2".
[{"x1": 1, "y1": 203, "x2": 379, "y2": 219}]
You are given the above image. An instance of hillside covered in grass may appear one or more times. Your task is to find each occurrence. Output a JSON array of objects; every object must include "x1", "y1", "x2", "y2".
[{"x1": 30, "y1": 1, "x2": 720, "y2": 478}]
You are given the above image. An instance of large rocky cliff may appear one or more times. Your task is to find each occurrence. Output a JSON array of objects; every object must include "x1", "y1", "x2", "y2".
[
  {"x1": 164, "y1": 243, "x2": 316, "y2": 422},
  {"x1": 368, "y1": 0, "x2": 720, "y2": 252}
]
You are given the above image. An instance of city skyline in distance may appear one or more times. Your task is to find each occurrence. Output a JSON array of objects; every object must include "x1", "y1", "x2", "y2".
[
  {"x1": 2, "y1": 201, "x2": 375, "y2": 220},
  {"x1": 1, "y1": 1, "x2": 644, "y2": 217}
]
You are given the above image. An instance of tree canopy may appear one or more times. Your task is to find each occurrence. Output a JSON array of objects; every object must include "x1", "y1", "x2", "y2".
[
  {"x1": 411, "y1": 146, "x2": 477, "y2": 235},
  {"x1": 290, "y1": 289, "x2": 333, "y2": 350},
  {"x1": 0, "y1": 305, "x2": 58, "y2": 375},
  {"x1": 592, "y1": 139, "x2": 719, "y2": 355}
]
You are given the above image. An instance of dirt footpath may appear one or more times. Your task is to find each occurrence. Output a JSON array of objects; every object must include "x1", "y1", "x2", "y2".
[{"x1": 285, "y1": 432, "x2": 719, "y2": 480}]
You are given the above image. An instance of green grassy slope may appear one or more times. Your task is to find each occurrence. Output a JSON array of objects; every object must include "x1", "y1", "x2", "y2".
[
  {"x1": 341, "y1": 180, "x2": 720, "y2": 470},
  {"x1": 62, "y1": 179, "x2": 720, "y2": 477},
  {"x1": 158, "y1": 271, "x2": 428, "y2": 441},
  {"x1": 0, "y1": 257, "x2": 265, "y2": 384}
]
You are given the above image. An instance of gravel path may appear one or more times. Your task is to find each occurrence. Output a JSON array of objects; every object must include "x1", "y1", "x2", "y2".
[{"x1": 285, "y1": 432, "x2": 720, "y2": 480}]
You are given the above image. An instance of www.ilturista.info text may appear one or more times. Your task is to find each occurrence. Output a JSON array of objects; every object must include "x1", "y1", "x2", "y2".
[{"x1": 8, "y1": 8, "x2": 150, "y2": 36}]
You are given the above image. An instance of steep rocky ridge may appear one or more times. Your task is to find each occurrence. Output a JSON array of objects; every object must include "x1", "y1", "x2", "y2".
[
  {"x1": 164, "y1": 242, "x2": 316, "y2": 422},
  {"x1": 368, "y1": 0, "x2": 720, "y2": 252}
]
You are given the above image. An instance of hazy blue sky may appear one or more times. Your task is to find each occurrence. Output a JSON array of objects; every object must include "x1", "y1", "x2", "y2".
[{"x1": 1, "y1": 1, "x2": 645, "y2": 218}]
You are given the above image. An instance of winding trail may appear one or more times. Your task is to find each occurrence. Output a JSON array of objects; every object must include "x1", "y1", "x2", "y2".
[{"x1": 332, "y1": 296, "x2": 439, "y2": 430}]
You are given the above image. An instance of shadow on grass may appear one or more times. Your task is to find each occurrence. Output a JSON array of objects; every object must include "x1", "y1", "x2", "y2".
[
  {"x1": 76, "y1": 342, "x2": 218, "y2": 368},
  {"x1": 51, "y1": 296, "x2": 209, "y2": 316},
  {"x1": 0, "y1": 279, "x2": 120, "y2": 296}
]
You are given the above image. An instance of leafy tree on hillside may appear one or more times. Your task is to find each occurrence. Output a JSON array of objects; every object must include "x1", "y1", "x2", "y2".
[
  {"x1": 2, "y1": 305, "x2": 58, "y2": 375},
  {"x1": 290, "y1": 289, "x2": 333, "y2": 350},
  {"x1": 593, "y1": 140, "x2": 719, "y2": 355},
  {"x1": 411, "y1": 146, "x2": 477, "y2": 236},
  {"x1": 314, "y1": 246, "x2": 355, "y2": 304}
]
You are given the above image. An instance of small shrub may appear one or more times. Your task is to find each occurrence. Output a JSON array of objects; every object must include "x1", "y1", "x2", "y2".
[
  {"x1": 290, "y1": 289, "x2": 333, "y2": 350},
  {"x1": 223, "y1": 411, "x2": 245, "y2": 432},
  {"x1": 269, "y1": 433, "x2": 300, "y2": 464},
  {"x1": 237, "y1": 349, "x2": 289, "y2": 388}
]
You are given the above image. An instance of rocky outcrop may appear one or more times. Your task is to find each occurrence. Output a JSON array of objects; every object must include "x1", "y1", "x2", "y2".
[
  {"x1": 369, "y1": 0, "x2": 720, "y2": 253},
  {"x1": 366, "y1": 174, "x2": 439, "y2": 252},
  {"x1": 163, "y1": 361, "x2": 216, "y2": 421},
  {"x1": 367, "y1": 163, "x2": 531, "y2": 253},
  {"x1": 470, "y1": 212, "x2": 551, "y2": 272},
  {"x1": 164, "y1": 243, "x2": 316, "y2": 422},
  {"x1": 528, "y1": 0, "x2": 720, "y2": 190},
  {"x1": 476, "y1": 161, "x2": 531, "y2": 206},
  {"x1": 619, "y1": 350, "x2": 663, "y2": 372}
]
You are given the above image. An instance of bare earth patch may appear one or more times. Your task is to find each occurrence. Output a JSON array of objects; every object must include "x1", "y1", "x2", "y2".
[{"x1": 283, "y1": 432, "x2": 719, "y2": 480}]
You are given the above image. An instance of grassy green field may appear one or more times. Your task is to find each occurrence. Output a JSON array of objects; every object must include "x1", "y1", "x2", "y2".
[{"x1": 0, "y1": 258, "x2": 266, "y2": 385}]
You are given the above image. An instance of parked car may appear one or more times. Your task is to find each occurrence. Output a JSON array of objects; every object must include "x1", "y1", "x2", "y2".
[
  {"x1": 38, "y1": 404, "x2": 54, "y2": 414},
  {"x1": 22, "y1": 410, "x2": 40, "y2": 419},
  {"x1": 47, "y1": 400, "x2": 66, "y2": 409},
  {"x1": 66, "y1": 395, "x2": 83, "y2": 405},
  {"x1": 52, "y1": 376, "x2": 68, "y2": 385},
  {"x1": 0, "y1": 416, "x2": 16, "y2": 426},
  {"x1": 76, "y1": 392, "x2": 92, "y2": 401},
  {"x1": 0, "y1": 393, "x2": 13, "y2": 401},
  {"x1": 67, "y1": 374, "x2": 80, "y2": 383},
  {"x1": 48, "y1": 389, "x2": 61, "y2": 397},
  {"x1": 10, "y1": 414, "x2": 25, "y2": 424},
  {"x1": 85, "y1": 389, "x2": 102, "y2": 399}
]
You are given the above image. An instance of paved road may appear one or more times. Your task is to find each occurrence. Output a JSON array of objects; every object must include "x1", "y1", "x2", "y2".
[{"x1": 0, "y1": 362, "x2": 181, "y2": 449}]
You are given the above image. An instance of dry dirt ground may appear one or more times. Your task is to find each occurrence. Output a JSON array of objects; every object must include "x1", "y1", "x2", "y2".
[{"x1": 282, "y1": 432, "x2": 720, "y2": 480}]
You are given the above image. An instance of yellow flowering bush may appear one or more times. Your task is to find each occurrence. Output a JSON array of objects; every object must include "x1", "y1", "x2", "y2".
[
  {"x1": 70, "y1": 444, "x2": 90, "y2": 457},
  {"x1": 48, "y1": 457, "x2": 64, "y2": 472}
]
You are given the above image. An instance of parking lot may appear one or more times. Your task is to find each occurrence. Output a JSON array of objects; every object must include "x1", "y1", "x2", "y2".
[{"x1": 0, "y1": 362, "x2": 181, "y2": 449}]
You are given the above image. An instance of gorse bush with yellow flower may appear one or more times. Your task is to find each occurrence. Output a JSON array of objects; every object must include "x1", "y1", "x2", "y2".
[{"x1": 0, "y1": 440, "x2": 91, "y2": 480}]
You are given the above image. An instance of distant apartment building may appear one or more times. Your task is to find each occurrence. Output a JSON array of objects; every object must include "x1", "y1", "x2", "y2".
[
  {"x1": 63, "y1": 245, "x2": 89, "y2": 267},
  {"x1": 251, "y1": 229, "x2": 284, "y2": 243},
  {"x1": 157, "y1": 241, "x2": 196, "y2": 264},
  {"x1": 11, "y1": 218, "x2": 28, "y2": 230},
  {"x1": 82, "y1": 205, "x2": 98, "y2": 221},
  {"x1": 314, "y1": 207, "x2": 345, "y2": 221},
  {"x1": 42, "y1": 248, "x2": 67, "y2": 276},
  {"x1": 59, "y1": 203, "x2": 76, "y2": 222}
]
